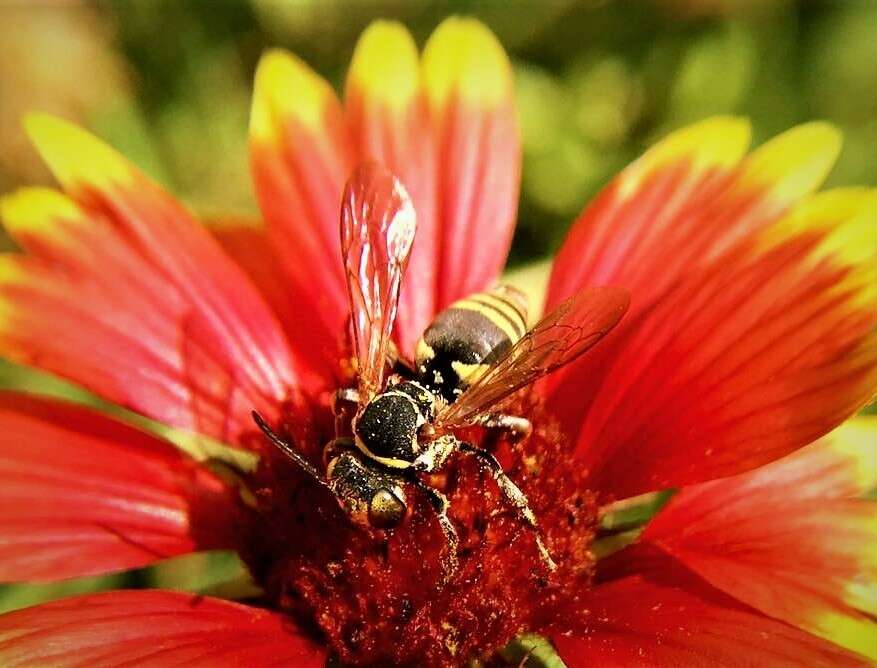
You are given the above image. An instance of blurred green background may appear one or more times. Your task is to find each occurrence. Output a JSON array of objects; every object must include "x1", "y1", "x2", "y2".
[
  {"x1": 3, "y1": 0, "x2": 876, "y2": 262},
  {"x1": 0, "y1": 0, "x2": 875, "y2": 622}
]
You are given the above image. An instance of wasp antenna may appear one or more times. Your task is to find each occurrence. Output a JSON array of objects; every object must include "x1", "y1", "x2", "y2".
[{"x1": 251, "y1": 411, "x2": 329, "y2": 488}]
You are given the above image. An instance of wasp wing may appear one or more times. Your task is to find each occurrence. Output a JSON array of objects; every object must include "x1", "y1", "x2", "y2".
[
  {"x1": 435, "y1": 286, "x2": 630, "y2": 428},
  {"x1": 341, "y1": 163, "x2": 416, "y2": 402}
]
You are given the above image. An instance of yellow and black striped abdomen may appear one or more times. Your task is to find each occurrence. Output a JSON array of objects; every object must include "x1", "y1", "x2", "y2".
[{"x1": 415, "y1": 286, "x2": 528, "y2": 401}]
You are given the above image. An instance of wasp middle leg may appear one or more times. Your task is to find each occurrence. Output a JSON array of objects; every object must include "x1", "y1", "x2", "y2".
[{"x1": 458, "y1": 441, "x2": 556, "y2": 571}]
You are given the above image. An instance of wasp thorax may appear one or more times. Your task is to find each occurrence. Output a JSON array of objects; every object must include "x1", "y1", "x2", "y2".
[
  {"x1": 354, "y1": 383, "x2": 432, "y2": 466},
  {"x1": 394, "y1": 380, "x2": 437, "y2": 420}
]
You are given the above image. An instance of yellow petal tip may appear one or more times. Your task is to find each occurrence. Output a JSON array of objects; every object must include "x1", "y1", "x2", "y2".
[
  {"x1": 619, "y1": 116, "x2": 751, "y2": 199},
  {"x1": 812, "y1": 608, "x2": 877, "y2": 661},
  {"x1": 829, "y1": 417, "x2": 877, "y2": 495},
  {"x1": 423, "y1": 17, "x2": 512, "y2": 109},
  {"x1": 0, "y1": 253, "x2": 27, "y2": 285},
  {"x1": 348, "y1": 20, "x2": 419, "y2": 112},
  {"x1": 0, "y1": 187, "x2": 84, "y2": 237},
  {"x1": 742, "y1": 121, "x2": 843, "y2": 204},
  {"x1": 23, "y1": 113, "x2": 133, "y2": 192},
  {"x1": 763, "y1": 187, "x2": 877, "y2": 306},
  {"x1": 250, "y1": 49, "x2": 335, "y2": 142}
]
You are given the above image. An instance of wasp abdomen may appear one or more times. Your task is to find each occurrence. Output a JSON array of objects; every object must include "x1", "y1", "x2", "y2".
[{"x1": 416, "y1": 286, "x2": 528, "y2": 401}]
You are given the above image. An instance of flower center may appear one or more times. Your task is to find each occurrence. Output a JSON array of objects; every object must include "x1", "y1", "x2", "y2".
[{"x1": 240, "y1": 391, "x2": 597, "y2": 666}]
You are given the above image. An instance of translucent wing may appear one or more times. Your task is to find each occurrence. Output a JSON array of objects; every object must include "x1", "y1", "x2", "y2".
[
  {"x1": 341, "y1": 163, "x2": 416, "y2": 401},
  {"x1": 436, "y1": 286, "x2": 630, "y2": 428}
]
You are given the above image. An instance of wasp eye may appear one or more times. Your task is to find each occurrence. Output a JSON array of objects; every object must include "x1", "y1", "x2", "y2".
[{"x1": 368, "y1": 488, "x2": 407, "y2": 528}]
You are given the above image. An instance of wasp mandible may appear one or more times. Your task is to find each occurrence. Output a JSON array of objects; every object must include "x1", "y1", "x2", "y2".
[{"x1": 254, "y1": 163, "x2": 630, "y2": 579}]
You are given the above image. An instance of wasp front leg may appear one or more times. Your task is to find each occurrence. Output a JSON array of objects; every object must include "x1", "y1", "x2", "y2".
[
  {"x1": 333, "y1": 387, "x2": 360, "y2": 411},
  {"x1": 332, "y1": 388, "x2": 360, "y2": 436},
  {"x1": 322, "y1": 436, "x2": 354, "y2": 468},
  {"x1": 458, "y1": 442, "x2": 556, "y2": 572},
  {"x1": 475, "y1": 413, "x2": 532, "y2": 444}
]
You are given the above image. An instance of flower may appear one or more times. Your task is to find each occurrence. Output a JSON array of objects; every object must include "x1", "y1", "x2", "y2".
[{"x1": 0, "y1": 15, "x2": 875, "y2": 668}]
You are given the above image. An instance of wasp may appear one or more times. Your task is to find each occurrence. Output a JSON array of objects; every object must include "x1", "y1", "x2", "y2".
[{"x1": 254, "y1": 164, "x2": 629, "y2": 579}]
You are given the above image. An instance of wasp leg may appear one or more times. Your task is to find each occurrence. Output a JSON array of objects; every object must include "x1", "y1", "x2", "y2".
[
  {"x1": 322, "y1": 436, "x2": 355, "y2": 467},
  {"x1": 458, "y1": 442, "x2": 556, "y2": 572},
  {"x1": 252, "y1": 411, "x2": 330, "y2": 490},
  {"x1": 332, "y1": 388, "x2": 360, "y2": 435},
  {"x1": 333, "y1": 388, "x2": 360, "y2": 411},
  {"x1": 476, "y1": 413, "x2": 532, "y2": 444},
  {"x1": 406, "y1": 473, "x2": 459, "y2": 583}
]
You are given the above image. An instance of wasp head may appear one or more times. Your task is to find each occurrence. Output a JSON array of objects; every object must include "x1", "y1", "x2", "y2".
[{"x1": 326, "y1": 451, "x2": 408, "y2": 529}]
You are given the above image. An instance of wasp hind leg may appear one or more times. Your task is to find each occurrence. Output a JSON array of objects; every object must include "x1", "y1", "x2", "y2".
[
  {"x1": 406, "y1": 473, "x2": 459, "y2": 583},
  {"x1": 476, "y1": 413, "x2": 532, "y2": 444},
  {"x1": 333, "y1": 388, "x2": 360, "y2": 413},
  {"x1": 388, "y1": 341, "x2": 417, "y2": 377},
  {"x1": 458, "y1": 442, "x2": 556, "y2": 572}
]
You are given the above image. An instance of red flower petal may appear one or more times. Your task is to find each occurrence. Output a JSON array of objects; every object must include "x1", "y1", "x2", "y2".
[
  {"x1": 248, "y1": 21, "x2": 518, "y2": 360},
  {"x1": 423, "y1": 18, "x2": 520, "y2": 311},
  {"x1": 0, "y1": 393, "x2": 241, "y2": 582},
  {"x1": 642, "y1": 418, "x2": 877, "y2": 659},
  {"x1": 0, "y1": 117, "x2": 301, "y2": 442},
  {"x1": 544, "y1": 120, "x2": 840, "y2": 441},
  {"x1": 209, "y1": 218, "x2": 337, "y2": 388},
  {"x1": 552, "y1": 184, "x2": 877, "y2": 499},
  {"x1": 0, "y1": 590, "x2": 325, "y2": 667},
  {"x1": 250, "y1": 49, "x2": 353, "y2": 372},
  {"x1": 346, "y1": 21, "x2": 438, "y2": 354},
  {"x1": 547, "y1": 118, "x2": 838, "y2": 313},
  {"x1": 552, "y1": 548, "x2": 866, "y2": 667}
]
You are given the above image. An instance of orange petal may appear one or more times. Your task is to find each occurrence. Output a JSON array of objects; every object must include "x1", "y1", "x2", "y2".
[
  {"x1": 0, "y1": 393, "x2": 240, "y2": 582},
  {"x1": 555, "y1": 184, "x2": 877, "y2": 499},
  {"x1": 553, "y1": 546, "x2": 866, "y2": 667},
  {"x1": 544, "y1": 117, "x2": 754, "y2": 428},
  {"x1": 345, "y1": 21, "x2": 437, "y2": 355},
  {"x1": 0, "y1": 590, "x2": 327, "y2": 666},
  {"x1": 643, "y1": 418, "x2": 877, "y2": 659},
  {"x1": 422, "y1": 17, "x2": 520, "y2": 309},
  {"x1": 250, "y1": 49, "x2": 353, "y2": 351},
  {"x1": 209, "y1": 218, "x2": 339, "y2": 388},
  {"x1": 545, "y1": 117, "x2": 873, "y2": 494},
  {"x1": 547, "y1": 118, "x2": 841, "y2": 314},
  {"x1": 1, "y1": 117, "x2": 302, "y2": 443}
]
